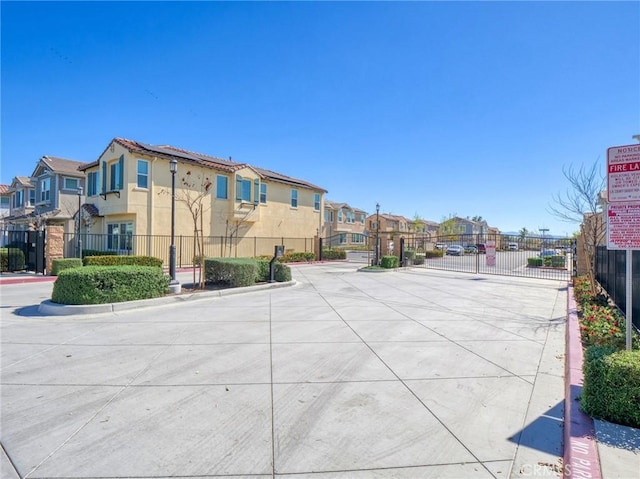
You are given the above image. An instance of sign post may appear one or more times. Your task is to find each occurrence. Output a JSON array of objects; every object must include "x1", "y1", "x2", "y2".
[{"x1": 607, "y1": 144, "x2": 640, "y2": 350}]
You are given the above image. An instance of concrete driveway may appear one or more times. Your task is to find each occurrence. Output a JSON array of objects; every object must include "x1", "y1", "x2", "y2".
[{"x1": 1, "y1": 263, "x2": 567, "y2": 478}]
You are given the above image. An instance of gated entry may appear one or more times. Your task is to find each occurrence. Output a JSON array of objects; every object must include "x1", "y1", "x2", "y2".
[
  {"x1": 3, "y1": 230, "x2": 46, "y2": 273},
  {"x1": 408, "y1": 234, "x2": 572, "y2": 281}
]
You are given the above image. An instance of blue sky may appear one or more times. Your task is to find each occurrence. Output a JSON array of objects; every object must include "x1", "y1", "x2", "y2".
[{"x1": 2, "y1": 1, "x2": 639, "y2": 236}]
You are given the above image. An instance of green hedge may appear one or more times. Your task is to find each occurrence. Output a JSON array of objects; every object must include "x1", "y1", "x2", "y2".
[
  {"x1": 544, "y1": 255, "x2": 566, "y2": 267},
  {"x1": 581, "y1": 346, "x2": 640, "y2": 428},
  {"x1": 424, "y1": 250, "x2": 445, "y2": 258},
  {"x1": 82, "y1": 250, "x2": 117, "y2": 258},
  {"x1": 51, "y1": 258, "x2": 83, "y2": 276},
  {"x1": 51, "y1": 266, "x2": 170, "y2": 305},
  {"x1": 380, "y1": 255, "x2": 399, "y2": 269},
  {"x1": 413, "y1": 253, "x2": 425, "y2": 265},
  {"x1": 83, "y1": 255, "x2": 163, "y2": 268},
  {"x1": 281, "y1": 251, "x2": 315, "y2": 263},
  {"x1": 256, "y1": 259, "x2": 292, "y2": 282},
  {"x1": 322, "y1": 249, "x2": 347, "y2": 260},
  {"x1": 527, "y1": 257, "x2": 544, "y2": 267},
  {"x1": 204, "y1": 258, "x2": 258, "y2": 287},
  {"x1": 0, "y1": 248, "x2": 26, "y2": 271}
]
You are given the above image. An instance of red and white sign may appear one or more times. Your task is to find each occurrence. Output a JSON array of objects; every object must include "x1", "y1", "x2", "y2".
[
  {"x1": 607, "y1": 203, "x2": 640, "y2": 250},
  {"x1": 607, "y1": 144, "x2": 640, "y2": 202},
  {"x1": 486, "y1": 240, "x2": 496, "y2": 266}
]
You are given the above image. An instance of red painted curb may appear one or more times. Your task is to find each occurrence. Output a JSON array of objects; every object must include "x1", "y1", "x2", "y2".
[
  {"x1": 0, "y1": 276, "x2": 55, "y2": 285},
  {"x1": 564, "y1": 284, "x2": 602, "y2": 479}
]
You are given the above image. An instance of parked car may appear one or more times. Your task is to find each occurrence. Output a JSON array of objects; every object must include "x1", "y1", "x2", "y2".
[
  {"x1": 464, "y1": 245, "x2": 478, "y2": 254},
  {"x1": 508, "y1": 242, "x2": 519, "y2": 251},
  {"x1": 475, "y1": 243, "x2": 487, "y2": 254},
  {"x1": 435, "y1": 243, "x2": 447, "y2": 250},
  {"x1": 446, "y1": 245, "x2": 465, "y2": 256}
]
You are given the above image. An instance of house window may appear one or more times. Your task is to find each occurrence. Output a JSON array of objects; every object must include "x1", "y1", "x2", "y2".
[
  {"x1": 107, "y1": 222, "x2": 133, "y2": 251},
  {"x1": 0, "y1": 196, "x2": 9, "y2": 208},
  {"x1": 291, "y1": 189, "x2": 298, "y2": 208},
  {"x1": 339, "y1": 233, "x2": 347, "y2": 244},
  {"x1": 360, "y1": 214, "x2": 365, "y2": 224},
  {"x1": 13, "y1": 190, "x2": 23, "y2": 208},
  {"x1": 137, "y1": 160, "x2": 148, "y2": 189},
  {"x1": 338, "y1": 210, "x2": 343, "y2": 223},
  {"x1": 63, "y1": 178, "x2": 79, "y2": 190},
  {"x1": 235, "y1": 175, "x2": 252, "y2": 202},
  {"x1": 40, "y1": 178, "x2": 50, "y2": 202},
  {"x1": 109, "y1": 155, "x2": 124, "y2": 191},
  {"x1": 352, "y1": 233, "x2": 365, "y2": 244},
  {"x1": 88, "y1": 171, "x2": 99, "y2": 196},
  {"x1": 314, "y1": 193, "x2": 320, "y2": 211},
  {"x1": 260, "y1": 183, "x2": 267, "y2": 203},
  {"x1": 28, "y1": 190, "x2": 35, "y2": 206},
  {"x1": 216, "y1": 175, "x2": 228, "y2": 199}
]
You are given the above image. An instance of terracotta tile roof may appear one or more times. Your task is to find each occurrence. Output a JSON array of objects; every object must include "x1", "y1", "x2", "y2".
[
  {"x1": 41, "y1": 156, "x2": 86, "y2": 175},
  {"x1": 0, "y1": 184, "x2": 10, "y2": 194},
  {"x1": 84, "y1": 137, "x2": 327, "y2": 192},
  {"x1": 325, "y1": 201, "x2": 366, "y2": 213}
]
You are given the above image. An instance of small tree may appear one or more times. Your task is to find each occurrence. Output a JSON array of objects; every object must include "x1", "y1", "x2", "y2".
[
  {"x1": 519, "y1": 227, "x2": 529, "y2": 240},
  {"x1": 161, "y1": 169, "x2": 212, "y2": 289},
  {"x1": 548, "y1": 160, "x2": 605, "y2": 293}
]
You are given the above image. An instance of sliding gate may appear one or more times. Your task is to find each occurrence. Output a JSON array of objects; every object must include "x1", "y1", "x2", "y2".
[{"x1": 409, "y1": 234, "x2": 573, "y2": 281}]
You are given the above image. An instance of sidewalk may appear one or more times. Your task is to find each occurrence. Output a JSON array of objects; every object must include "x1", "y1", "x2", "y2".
[{"x1": 1, "y1": 264, "x2": 638, "y2": 478}]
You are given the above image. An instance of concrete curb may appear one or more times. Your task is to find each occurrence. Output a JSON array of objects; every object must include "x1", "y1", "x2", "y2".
[
  {"x1": 37, "y1": 280, "x2": 297, "y2": 316},
  {"x1": 564, "y1": 284, "x2": 602, "y2": 479},
  {"x1": 0, "y1": 276, "x2": 55, "y2": 285}
]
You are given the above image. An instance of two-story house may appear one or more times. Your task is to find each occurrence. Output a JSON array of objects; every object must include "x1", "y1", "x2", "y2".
[
  {"x1": 5, "y1": 176, "x2": 36, "y2": 232},
  {"x1": 0, "y1": 185, "x2": 11, "y2": 246},
  {"x1": 78, "y1": 138, "x2": 326, "y2": 257},
  {"x1": 322, "y1": 201, "x2": 367, "y2": 247},
  {"x1": 367, "y1": 213, "x2": 411, "y2": 234}
]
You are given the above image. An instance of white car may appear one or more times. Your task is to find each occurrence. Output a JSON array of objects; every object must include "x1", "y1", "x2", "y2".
[{"x1": 446, "y1": 245, "x2": 465, "y2": 256}]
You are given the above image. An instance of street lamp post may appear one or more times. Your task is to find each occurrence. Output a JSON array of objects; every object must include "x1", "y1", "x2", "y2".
[
  {"x1": 77, "y1": 187, "x2": 83, "y2": 258},
  {"x1": 375, "y1": 202, "x2": 380, "y2": 266},
  {"x1": 169, "y1": 159, "x2": 181, "y2": 293}
]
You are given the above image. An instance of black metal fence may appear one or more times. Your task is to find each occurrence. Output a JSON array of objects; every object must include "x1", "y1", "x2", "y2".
[
  {"x1": 1, "y1": 230, "x2": 45, "y2": 273},
  {"x1": 595, "y1": 246, "x2": 640, "y2": 329},
  {"x1": 63, "y1": 233, "x2": 316, "y2": 267}
]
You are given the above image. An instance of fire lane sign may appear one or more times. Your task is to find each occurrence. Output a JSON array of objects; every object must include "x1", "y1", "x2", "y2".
[
  {"x1": 607, "y1": 143, "x2": 640, "y2": 251},
  {"x1": 607, "y1": 144, "x2": 640, "y2": 202}
]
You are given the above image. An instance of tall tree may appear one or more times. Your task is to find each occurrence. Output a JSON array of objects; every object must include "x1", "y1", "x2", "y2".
[
  {"x1": 548, "y1": 160, "x2": 605, "y2": 292},
  {"x1": 519, "y1": 227, "x2": 529, "y2": 240}
]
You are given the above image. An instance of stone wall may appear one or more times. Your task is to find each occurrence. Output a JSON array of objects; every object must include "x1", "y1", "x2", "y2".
[{"x1": 45, "y1": 225, "x2": 64, "y2": 275}]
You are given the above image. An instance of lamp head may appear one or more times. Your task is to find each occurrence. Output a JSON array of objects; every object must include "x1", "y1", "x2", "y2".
[{"x1": 170, "y1": 159, "x2": 178, "y2": 173}]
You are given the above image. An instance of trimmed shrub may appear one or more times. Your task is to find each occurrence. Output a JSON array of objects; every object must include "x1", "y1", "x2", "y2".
[
  {"x1": 579, "y1": 303, "x2": 627, "y2": 348},
  {"x1": 51, "y1": 258, "x2": 83, "y2": 276},
  {"x1": 322, "y1": 249, "x2": 347, "y2": 260},
  {"x1": 255, "y1": 259, "x2": 291, "y2": 282},
  {"x1": 380, "y1": 255, "x2": 399, "y2": 269},
  {"x1": 281, "y1": 251, "x2": 315, "y2": 263},
  {"x1": 573, "y1": 275, "x2": 608, "y2": 307},
  {"x1": 83, "y1": 255, "x2": 163, "y2": 268},
  {"x1": 51, "y1": 266, "x2": 170, "y2": 305},
  {"x1": 527, "y1": 257, "x2": 543, "y2": 267},
  {"x1": 0, "y1": 248, "x2": 26, "y2": 272},
  {"x1": 581, "y1": 347, "x2": 640, "y2": 428},
  {"x1": 82, "y1": 250, "x2": 117, "y2": 258},
  {"x1": 544, "y1": 255, "x2": 566, "y2": 267},
  {"x1": 413, "y1": 253, "x2": 425, "y2": 265},
  {"x1": 424, "y1": 250, "x2": 444, "y2": 258},
  {"x1": 204, "y1": 258, "x2": 257, "y2": 287}
]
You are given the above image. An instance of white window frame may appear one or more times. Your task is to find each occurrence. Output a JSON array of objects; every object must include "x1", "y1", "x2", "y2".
[
  {"x1": 314, "y1": 193, "x2": 320, "y2": 211},
  {"x1": 63, "y1": 177, "x2": 80, "y2": 190},
  {"x1": 290, "y1": 189, "x2": 298, "y2": 208},
  {"x1": 40, "y1": 178, "x2": 50, "y2": 202},
  {"x1": 136, "y1": 160, "x2": 149, "y2": 189}
]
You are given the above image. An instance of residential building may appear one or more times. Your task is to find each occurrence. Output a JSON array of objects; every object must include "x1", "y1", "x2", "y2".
[
  {"x1": 5, "y1": 176, "x2": 35, "y2": 232},
  {"x1": 4, "y1": 157, "x2": 86, "y2": 234},
  {"x1": 0, "y1": 185, "x2": 11, "y2": 246},
  {"x1": 367, "y1": 212, "x2": 412, "y2": 234},
  {"x1": 78, "y1": 138, "x2": 326, "y2": 255},
  {"x1": 322, "y1": 201, "x2": 367, "y2": 247}
]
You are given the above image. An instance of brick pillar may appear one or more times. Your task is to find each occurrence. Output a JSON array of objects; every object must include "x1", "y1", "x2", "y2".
[{"x1": 45, "y1": 225, "x2": 64, "y2": 275}]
